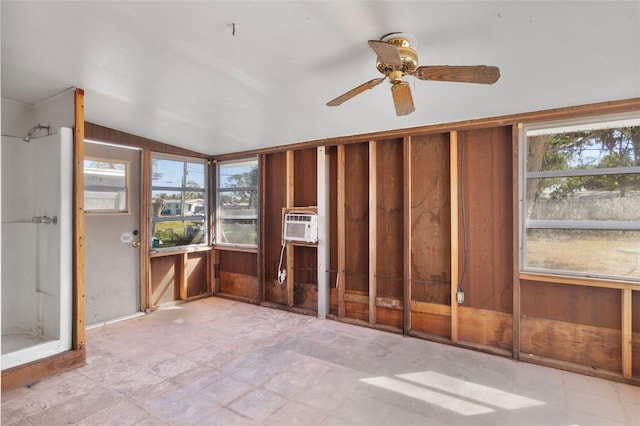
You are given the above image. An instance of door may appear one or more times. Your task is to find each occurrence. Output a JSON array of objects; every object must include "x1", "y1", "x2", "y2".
[{"x1": 84, "y1": 142, "x2": 142, "y2": 325}]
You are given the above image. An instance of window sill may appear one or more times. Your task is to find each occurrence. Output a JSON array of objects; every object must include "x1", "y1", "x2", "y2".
[
  {"x1": 149, "y1": 245, "x2": 212, "y2": 258},
  {"x1": 519, "y1": 271, "x2": 639, "y2": 290},
  {"x1": 212, "y1": 244, "x2": 258, "y2": 254}
]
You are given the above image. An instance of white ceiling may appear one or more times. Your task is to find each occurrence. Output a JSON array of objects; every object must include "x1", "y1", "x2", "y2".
[{"x1": 2, "y1": 1, "x2": 639, "y2": 156}]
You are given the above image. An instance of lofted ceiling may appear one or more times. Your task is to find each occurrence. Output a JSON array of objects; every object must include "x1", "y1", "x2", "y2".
[{"x1": 2, "y1": 1, "x2": 639, "y2": 156}]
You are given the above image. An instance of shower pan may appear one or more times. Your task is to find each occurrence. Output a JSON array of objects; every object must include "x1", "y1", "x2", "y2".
[{"x1": 1, "y1": 128, "x2": 73, "y2": 370}]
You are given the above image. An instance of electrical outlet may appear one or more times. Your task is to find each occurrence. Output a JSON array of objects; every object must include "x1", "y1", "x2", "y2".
[{"x1": 456, "y1": 291, "x2": 465, "y2": 304}]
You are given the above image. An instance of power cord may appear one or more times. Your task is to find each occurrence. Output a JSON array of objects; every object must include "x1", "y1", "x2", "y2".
[{"x1": 277, "y1": 243, "x2": 287, "y2": 284}]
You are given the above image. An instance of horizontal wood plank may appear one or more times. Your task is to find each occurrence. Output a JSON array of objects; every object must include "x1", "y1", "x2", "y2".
[
  {"x1": 220, "y1": 272, "x2": 260, "y2": 301},
  {"x1": 520, "y1": 316, "x2": 621, "y2": 372},
  {"x1": 458, "y1": 306, "x2": 513, "y2": 351},
  {"x1": 410, "y1": 301, "x2": 452, "y2": 316}
]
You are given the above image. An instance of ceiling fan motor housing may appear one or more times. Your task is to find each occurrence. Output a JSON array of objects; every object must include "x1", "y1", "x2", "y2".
[{"x1": 375, "y1": 37, "x2": 418, "y2": 80}]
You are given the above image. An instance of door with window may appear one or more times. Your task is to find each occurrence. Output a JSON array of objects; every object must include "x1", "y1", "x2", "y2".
[{"x1": 84, "y1": 142, "x2": 141, "y2": 325}]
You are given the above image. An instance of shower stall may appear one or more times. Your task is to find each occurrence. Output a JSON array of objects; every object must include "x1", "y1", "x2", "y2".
[{"x1": 1, "y1": 127, "x2": 73, "y2": 370}]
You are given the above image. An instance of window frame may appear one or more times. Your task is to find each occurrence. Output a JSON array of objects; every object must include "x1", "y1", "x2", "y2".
[
  {"x1": 215, "y1": 157, "x2": 259, "y2": 249},
  {"x1": 83, "y1": 155, "x2": 130, "y2": 215},
  {"x1": 150, "y1": 153, "x2": 208, "y2": 250},
  {"x1": 519, "y1": 112, "x2": 640, "y2": 282}
]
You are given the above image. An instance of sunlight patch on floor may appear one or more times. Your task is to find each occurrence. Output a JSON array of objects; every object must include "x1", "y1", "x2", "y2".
[{"x1": 361, "y1": 370, "x2": 545, "y2": 416}]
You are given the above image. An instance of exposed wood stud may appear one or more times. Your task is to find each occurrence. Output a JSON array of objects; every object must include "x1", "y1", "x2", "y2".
[
  {"x1": 337, "y1": 145, "x2": 346, "y2": 318},
  {"x1": 73, "y1": 88, "x2": 86, "y2": 351},
  {"x1": 450, "y1": 131, "x2": 459, "y2": 343},
  {"x1": 403, "y1": 136, "x2": 412, "y2": 334},
  {"x1": 258, "y1": 154, "x2": 266, "y2": 303},
  {"x1": 180, "y1": 252, "x2": 188, "y2": 300},
  {"x1": 141, "y1": 149, "x2": 152, "y2": 310},
  {"x1": 286, "y1": 151, "x2": 295, "y2": 307},
  {"x1": 621, "y1": 288, "x2": 632, "y2": 379},
  {"x1": 369, "y1": 140, "x2": 377, "y2": 325}
]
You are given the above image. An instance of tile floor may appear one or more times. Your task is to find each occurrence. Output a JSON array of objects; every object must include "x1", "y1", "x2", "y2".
[{"x1": 2, "y1": 297, "x2": 639, "y2": 425}]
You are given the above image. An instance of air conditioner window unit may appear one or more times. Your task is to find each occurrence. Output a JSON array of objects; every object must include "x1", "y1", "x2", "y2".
[{"x1": 283, "y1": 212, "x2": 318, "y2": 243}]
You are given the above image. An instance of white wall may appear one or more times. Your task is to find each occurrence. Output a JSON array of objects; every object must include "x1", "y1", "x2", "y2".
[{"x1": 1, "y1": 89, "x2": 75, "y2": 363}]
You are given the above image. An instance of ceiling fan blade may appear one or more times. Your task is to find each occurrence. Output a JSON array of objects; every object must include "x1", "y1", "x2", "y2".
[
  {"x1": 391, "y1": 81, "x2": 415, "y2": 116},
  {"x1": 326, "y1": 77, "x2": 385, "y2": 107},
  {"x1": 368, "y1": 40, "x2": 403, "y2": 67},
  {"x1": 414, "y1": 65, "x2": 500, "y2": 84}
]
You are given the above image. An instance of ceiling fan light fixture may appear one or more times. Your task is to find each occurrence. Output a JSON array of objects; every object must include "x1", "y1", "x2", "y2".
[{"x1": 326, "y1": 33, "x2": 500, "y2": 115}]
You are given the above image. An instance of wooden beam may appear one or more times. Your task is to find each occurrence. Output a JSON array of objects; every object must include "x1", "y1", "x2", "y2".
[
  {"x1": 410, "y1": 300, "x2": 452, "y2": 316},
  {"x1": 141, "y1": 149, "x2": 152, "y2": 311},
  {"x1": 337, "y1": 145, "x2": 346, "y2": 318},
  {"x1": 622, "y1": 288, "x2": 632, "y2": 379},
  {"x1": 286, "y1": 150, "x2": 295, "y2": 307},
  {"x1": 73, "y1": 88, "x2": 86, "y2": 351},
  {"x1": 369, "y1": 140, "x2": 377, "y2": 325},
  {"x1": 403, "y1": 136, "x2": 412, "y2": 334},
  {"x1": 450, "y1": 131, "x2": 459, "y2": 343},
  {"x1": 179, "y1": 252, "x2": 188, "y2": 300},
  {"x1": 512, "y1": 124, "x2": 521, "y2": 360},
  {"x1": 1, "y1": 348, "x2": 86, "y2": 392},
  {"x1": 520, "y1": 272, "x2": 638, "y2": 290},
  {"x1": 258, "y1": 154, "x2": 265, "y2": 303}
]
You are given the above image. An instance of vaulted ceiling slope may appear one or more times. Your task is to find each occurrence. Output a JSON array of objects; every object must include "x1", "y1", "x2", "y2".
[{"x1": 2, "y1": 1, "x2": 639, "y2": 155}]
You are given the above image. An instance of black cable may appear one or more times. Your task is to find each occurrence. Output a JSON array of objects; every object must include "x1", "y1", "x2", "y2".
[{"x1": 459, "y1": 131, "x2": 468, "y2": 293}]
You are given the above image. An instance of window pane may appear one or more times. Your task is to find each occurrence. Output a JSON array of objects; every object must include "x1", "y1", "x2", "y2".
[
  {"x1": 219, "y1": 190, "x2": 258, "y2": 217},
  {"x1": 218, "y1": 219, "x2": 257, "y2": 246},
  {"x1": 152, "y1": 219, "x2": 206, "y2": 248},
  {"x1": 151, "y1": 190, "x2": 182, "y2": 217},
  {"x1": 527, "y1": 176, "x2": 640, "y2": 221},
  {"x1": 526, "y1": 228, "x2": 640, "y2": 279},
  {"x1": 84, "y1": 159, "x2": 128, "y2": 213},
  {"x1": 186, "y1": 162, "x2": 205, "y2": 189},
  {"x1": 528, "y1": 127, "x2": 640, "y2": 173},
  {"x1": 219, "y1": 162, "x2": 258, "y2": 189},
  {"x1": 152, "y1": 158, "x2": 184, "y2": 188}
]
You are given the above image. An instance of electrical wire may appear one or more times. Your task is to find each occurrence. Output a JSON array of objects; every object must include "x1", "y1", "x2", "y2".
[
  {"x1": 458, "y1": 131, "x2": 468, "y2": 293},
  {"x1": 277, "y1": 243, "x2": 286, "y2": 285}
]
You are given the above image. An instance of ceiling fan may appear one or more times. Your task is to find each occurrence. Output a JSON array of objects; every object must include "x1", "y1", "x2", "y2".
[{"x1": 327, "y1": 32, "x2": 500, "y2": 116}]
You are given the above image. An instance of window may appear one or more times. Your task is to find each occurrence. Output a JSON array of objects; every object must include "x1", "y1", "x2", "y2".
[
  {"x1": 84, "y1": 157, "x2": 129, "y2": 214},
  {"x1": 151, "y1": 155, "x2": 207, "y2": 249},
  {"x1": 216, "y1": 158, "x2": 258, "y2": 247},
  {"x1": 521, "y1": 114, "x2": 640, "y2": 281}
]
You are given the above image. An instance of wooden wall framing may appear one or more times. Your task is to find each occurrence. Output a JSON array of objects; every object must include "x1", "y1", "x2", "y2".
[{"x1": 216, "y1": 97, "x2": 640, "y2": 386}]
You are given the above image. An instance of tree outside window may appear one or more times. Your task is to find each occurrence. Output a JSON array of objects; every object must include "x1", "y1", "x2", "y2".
[
  {"x1": 216, "y1": 158, "x2": 258, "y2": 247},
  {"x1": 523, "y1": 116, "x2": 640, "y2": 280},
  {"x1": 151, "y1": 156, "x2": 207, "y2": 249}
]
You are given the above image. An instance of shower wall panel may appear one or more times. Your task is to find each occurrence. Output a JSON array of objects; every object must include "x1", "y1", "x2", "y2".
[{"x1": 1, "y1": 129, "x2": 72, "y2": 368}]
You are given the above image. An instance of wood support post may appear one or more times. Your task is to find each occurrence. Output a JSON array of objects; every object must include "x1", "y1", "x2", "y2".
[
  {"x1": 258, "y1": 154, "x2": 265, "y2": 303},
  {"x1": 180, "y1": 252, "x2": 189, "y2": 300},
  {"x1": 450, "y1": 131, "x2": 459, "y2": 344},
  {"x1": 622, "y1": 288, "x2": 632, "y2": 379},
  {"x1": 141, "y1": 149, "x2": 152, "y2": 310},
  {"x1": 73, "y1": 88, "x2": 86, "y2": 351},
  {"x1": 403, "y1": 136, "x2": 412, "y2": 334},
  {"x1": 286, "y1": 150, "x2": 295, "y2": 307},
  {"x1": 369, "y1": 141, "x2": 377, "y2": 324},
  {"x1": 337, "y1": 145, "x2": 346, "y2": 318}
]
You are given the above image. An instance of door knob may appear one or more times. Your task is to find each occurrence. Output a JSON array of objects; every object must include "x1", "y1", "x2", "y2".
[{"x1": 132, "y1": 241, "x2": 141, "y2": 248}]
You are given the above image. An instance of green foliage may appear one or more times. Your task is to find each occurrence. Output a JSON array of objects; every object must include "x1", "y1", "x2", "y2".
[{"x1": 536, "y1": 127, "x2": 639, "y2": 199}]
